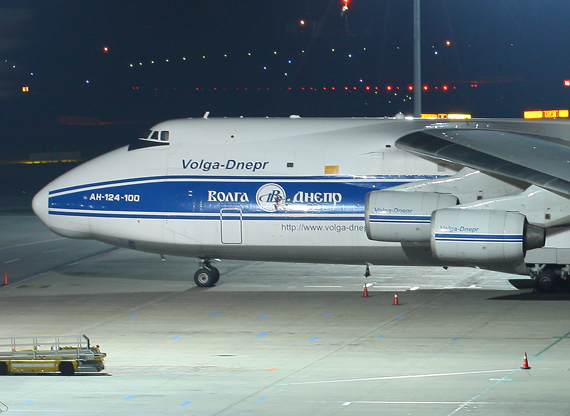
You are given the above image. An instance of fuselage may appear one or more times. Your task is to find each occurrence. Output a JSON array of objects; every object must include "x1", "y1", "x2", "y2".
[
  {"x1": 33, "y1": 117, "x2": 453, "y2": 266},
  {"x1": 33, "y1": 116, "x2": 570, "y2": 279}
]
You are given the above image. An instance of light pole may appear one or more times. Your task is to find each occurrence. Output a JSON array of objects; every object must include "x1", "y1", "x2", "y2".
[{"x1": 413, "y1": 0, "x2": 421, "y2": 117}]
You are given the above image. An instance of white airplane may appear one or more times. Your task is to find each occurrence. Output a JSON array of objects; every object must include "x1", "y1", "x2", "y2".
[{"x1": 31, "y1": 115, "x2": 570, "y2": 291}]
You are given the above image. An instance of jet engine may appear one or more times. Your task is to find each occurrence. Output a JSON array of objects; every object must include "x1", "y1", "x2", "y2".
[
  {"x1": 431, "y1": 208, "x2": 545, "y2": 262},
  {"x1": 365, "y1": 191, "x2": 458, "y2": 242}
]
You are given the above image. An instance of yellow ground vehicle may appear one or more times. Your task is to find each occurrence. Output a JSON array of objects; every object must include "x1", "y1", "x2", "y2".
[{"x1": 0, "y1": 334, "x2": 106, "y2": 376}]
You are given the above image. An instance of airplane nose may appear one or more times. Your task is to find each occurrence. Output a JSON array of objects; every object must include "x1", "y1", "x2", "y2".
[
  {"x1": 32, "y1": 183, "x2": 92, "y2": 239},
  {"x1": 32, "y1": 184, "x2": 49, "y2": 226}
]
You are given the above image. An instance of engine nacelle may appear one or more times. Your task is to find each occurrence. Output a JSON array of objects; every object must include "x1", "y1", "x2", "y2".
[
  {"x1": 365, "y1": 191, "x2": 458, "y2": 242},
  {"x1": 431, "y1": 209, "x2": 545, "y2": 262}
]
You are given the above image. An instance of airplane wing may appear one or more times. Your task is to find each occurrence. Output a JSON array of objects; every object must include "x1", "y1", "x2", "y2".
[{"x1": 396, "y1": 127, "x2": 570, "y2": 195}]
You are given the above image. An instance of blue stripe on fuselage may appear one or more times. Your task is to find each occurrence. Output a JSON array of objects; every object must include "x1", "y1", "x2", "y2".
[{"x1": 48, "y1": 175, "x2": 449, "y2": 219}]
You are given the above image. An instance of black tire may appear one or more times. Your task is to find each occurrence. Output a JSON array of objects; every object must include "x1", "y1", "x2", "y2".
[
  {"x1": 210, "y1": 267, "x2": 220, "y2": 284},
  {"x1": 535, "y1": 270, "x2": 557, "y2": 292},
  {"x1": 0, "y1": 362, "x2": 8, "y2": 375},
  {"x1": 59, "y1": 362, "x2": 75, "y2": 376},
  {"x1": 194, "y1": 268, "x2": 217, "y2": 287}
]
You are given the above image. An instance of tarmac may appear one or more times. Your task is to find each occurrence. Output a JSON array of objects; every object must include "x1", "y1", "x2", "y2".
[{"x1": 1, "y1": 212, "x2": 570, "y2": 415}]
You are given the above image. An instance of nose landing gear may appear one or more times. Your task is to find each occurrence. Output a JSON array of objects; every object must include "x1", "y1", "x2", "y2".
[{"x1": 194, "y1": 259, "x2": 220, "y2": 287}]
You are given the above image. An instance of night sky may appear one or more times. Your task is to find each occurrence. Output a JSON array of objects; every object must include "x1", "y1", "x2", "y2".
[{"x1": 1, "y1": 0, "x2": 570, "y2": 161}]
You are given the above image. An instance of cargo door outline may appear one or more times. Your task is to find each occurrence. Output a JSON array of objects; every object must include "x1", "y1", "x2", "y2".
[{"x1": 220, "y1": 208, "x2": 243, "y2": 244}]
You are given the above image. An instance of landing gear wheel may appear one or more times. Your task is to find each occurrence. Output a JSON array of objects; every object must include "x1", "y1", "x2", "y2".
[
  {"x1": 194, "y1": 268, "x2": 218, "y2": 287},
  {"x1": 210, "y1": 267, "x2": 220, "y2": 285},
  {"x1": 535, "y1": 270, "x2": 557, "y2": 292},
  {"x1": 59, "y1": 362, "x2": 75, "y2": 376}
]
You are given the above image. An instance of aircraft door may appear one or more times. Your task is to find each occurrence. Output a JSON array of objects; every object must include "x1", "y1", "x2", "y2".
[{"x1": 220, "y1": 208, "x2": 243, "y2": 244}]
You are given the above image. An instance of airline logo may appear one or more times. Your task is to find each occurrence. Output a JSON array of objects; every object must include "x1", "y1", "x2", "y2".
[{"x1": 256, "y1": 183, "x2": 286, "y2": 212}]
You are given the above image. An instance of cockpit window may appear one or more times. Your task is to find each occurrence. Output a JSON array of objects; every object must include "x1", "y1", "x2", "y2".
[
  {"x1": 139, "y1": 130, "x2": 152, "y2": 140},
  {"x1": 128, "y1": 129, "x2": 171, "y2": 151}
]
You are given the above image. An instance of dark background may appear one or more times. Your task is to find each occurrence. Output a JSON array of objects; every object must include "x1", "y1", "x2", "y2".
[{"x1": 1, "y1": 0, "x2": 569, "y2": 197}]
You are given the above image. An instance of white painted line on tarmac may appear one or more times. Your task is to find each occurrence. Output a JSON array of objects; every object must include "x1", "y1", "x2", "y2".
[
  {"x1": 351, "y1": 401, "x2": 490, "y2": 405},
  {"x1": 0, "y1": 237, "x2": 65, "y2": 250},
  {"x1": 304, "y1": 285, "x2": 343, "y2": 288},
  {"x1": 447, "y1": 368, "x2": 520, "y2": 416},
  {"x1": 7, "y1": 410, "x2": 79, "y2": 412},
  {"x1": 2, "y1": 247, "x2": 119, "y2": 287},
  {"x1": 410, "y1": 286, "x2": 420, "y2": 291},
  {"x1": 444, "y1": 286, "x2": 482, "y2": 289},
  {"x1": 280, "y1": 369, "x2": 515, "y2": 386},
  {"x1": 4, "y1": 258, "x2": 19, "y2": 264},
  {"x1": 43, "y1": 248, "x2": 65, "y2": 253},
  {"x1": 368, "y1": 286, "x2": 414, "y2": 292}
]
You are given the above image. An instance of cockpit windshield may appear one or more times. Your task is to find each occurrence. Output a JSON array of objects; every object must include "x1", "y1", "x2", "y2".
[
  {"x1": 129, "y1": 129, "x2": 170, "y2": 151},
  {"x1": 139, "y1": 130, "x2": 152, "y2": 140}
]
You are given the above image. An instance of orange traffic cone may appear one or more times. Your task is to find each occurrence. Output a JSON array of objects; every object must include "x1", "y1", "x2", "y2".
[
  {"x1": 362, "y1": 285, "x2": 369, "y2": 297},
  {"x1": 3, "y1": 272, "x2": 7, "y2": 286},
  {"x1": 393, "y1": 292, "x2": 400, "y2": 305},
  {"x1": 521, "y1": 352, "x2": 531, "y2": 370}
]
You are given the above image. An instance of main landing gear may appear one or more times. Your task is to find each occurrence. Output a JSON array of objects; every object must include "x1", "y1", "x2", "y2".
[
  {"x1": 194, "y1": 259, "x2": 220, "y2": 287},
  {"x1": 530, "y1": 264, "x2": 570, "y2": 292}
]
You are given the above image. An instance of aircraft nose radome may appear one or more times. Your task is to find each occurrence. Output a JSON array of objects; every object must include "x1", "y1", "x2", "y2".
[
  {"x1": 32, "y1": 185, "x2": 49, "y2": 226},
  {"x1": 32, "y1": 182, "x2": 92, "y2": 239}
]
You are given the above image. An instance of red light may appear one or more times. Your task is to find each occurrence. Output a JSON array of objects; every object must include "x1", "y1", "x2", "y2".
[
  {"x1": 345, "y1": 86, "x2": 349, "y2": 90},
  {"x1": 423, "y1": 85, "x2": 429, "y2": 91},
  {"x1": 408, "y1": 85, "x2": 414, "y2": 91},
  {"x1": 103, "y1": 46, "x2": 109, "y2": 53},
  {"x1": 565, "y1": 80, "x2": 570, "y2": 87},
  {"x1": 442, "y1": 85, "x2": 449, "y2": 91},
  {"x1": 365, "y1": 86, "x2": 370, "y2": 90},
  {"x1": 386, "y1": 85, "x2": 392, "y2": 91}
]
